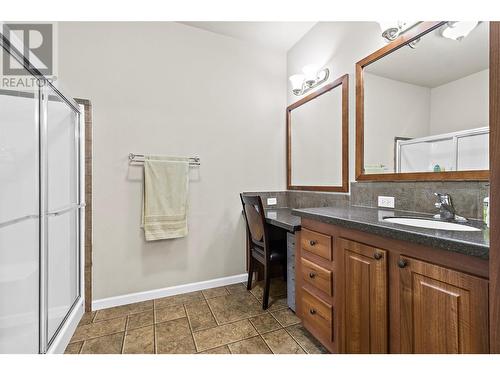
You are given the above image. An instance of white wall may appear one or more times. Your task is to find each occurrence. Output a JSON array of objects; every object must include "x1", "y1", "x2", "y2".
[
  {"x1": 56, "y1": 22, "x2": 286, "y2": 299},
  {"x1": 364, "y1": 73, "x2": 431, "y2": 171},
  {"x1": 429, "y1": 69, "x2": 489, "y2": 135},
  {"x1": 287, "y1": 22, "x2": 386, "y2": 182}
]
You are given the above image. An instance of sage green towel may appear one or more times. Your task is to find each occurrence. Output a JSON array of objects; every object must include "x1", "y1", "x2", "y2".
[{"x1": 141, "y1": 156, "x2": 189, "y2": 241}]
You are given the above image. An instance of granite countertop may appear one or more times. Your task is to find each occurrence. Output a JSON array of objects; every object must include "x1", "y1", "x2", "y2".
[
  {"x1": 291, "y1": 206, "x2": 489, "y2": 259},
  {"x1": 264, "y1": 208, "x2": 301, "y2": 232}
]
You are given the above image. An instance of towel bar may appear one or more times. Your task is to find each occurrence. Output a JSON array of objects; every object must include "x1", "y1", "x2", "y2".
[{"x1": 128, "y1": 153, "x2": 200, "y2": 166}]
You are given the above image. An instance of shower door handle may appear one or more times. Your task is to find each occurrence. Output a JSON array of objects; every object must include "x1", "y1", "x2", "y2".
[
  {"x1": 47, "y1": 203, "x2": 85, "y2": 217},
  {"x1": 0, "y1": 213, "x2": 39, "y2": 228},
  {"x1": 0, "y1": 204, "x2": 85, "y2": 226}
]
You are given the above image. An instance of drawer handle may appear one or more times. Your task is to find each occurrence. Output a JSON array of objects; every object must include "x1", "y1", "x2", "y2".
[
  {"x1": 309, "y1": 272, "x2": 316, "y2": 279},
  {"x1": 374, "y1": 252, "x2": 383, "y2": 260},
  {"x1": 309, "y1": 308, "x2": 316, "y2": 315},
  {"x1": 398, "y1": 259, "x2": 408, "y2": 268},
  {"x1": 309, "y1": 240, "x2": 317, "y2": 246}
]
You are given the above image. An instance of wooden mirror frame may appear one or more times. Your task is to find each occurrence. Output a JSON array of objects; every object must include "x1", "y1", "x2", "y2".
[
  {"x1": 356, "y1": 21, "x2": 490, "y2": 182},
  {"x1": 287, "y1": 74, "x2": 349, "y2": 192}
]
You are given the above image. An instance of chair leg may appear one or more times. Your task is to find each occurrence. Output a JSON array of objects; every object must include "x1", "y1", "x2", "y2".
[
  {"x1": 247, "y1": 257, "x2": 254, "y2": 290},
  {"x1": 262, "y1": 266, "x2": 271, "y2": 310}
]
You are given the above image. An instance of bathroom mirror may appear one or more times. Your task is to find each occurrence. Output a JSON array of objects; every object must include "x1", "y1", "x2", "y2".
[
  {"x1": 287, "y1": 74, "x2": 349, "y2": 192},
  {"x1": 356, "y1": 21, "x2": 490, "y2": 181}
]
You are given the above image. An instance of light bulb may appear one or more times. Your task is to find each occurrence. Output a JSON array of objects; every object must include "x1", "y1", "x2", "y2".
[
  {"x1": 302, "y1": 64, "x2": 320, "y2": 86},
  {"x1": 289, "y1": 74, "x2": 305, "y2": 94},
  {"x1": 442, "y1": 21, "x2": 479, "y2": 41},
  {"x1": 378, "y1": 21, "x2": 400, "y2": 41}
]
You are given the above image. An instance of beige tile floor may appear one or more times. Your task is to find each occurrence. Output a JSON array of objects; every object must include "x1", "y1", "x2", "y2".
[{"x1": 65, "y1": 278, "x2": 327, "y2": 354}]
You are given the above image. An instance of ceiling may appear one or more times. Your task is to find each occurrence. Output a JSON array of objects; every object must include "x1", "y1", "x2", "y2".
[
  {"x1": 365, "y1": 22, "x2": 489, "y2": 88},
  {"x1": 180, "y1": 22, "x2": 317, "y2": 52}
]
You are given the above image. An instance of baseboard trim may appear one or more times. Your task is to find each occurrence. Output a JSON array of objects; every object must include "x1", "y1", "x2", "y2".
[{"x1": 92, "y1": 273, "x2": 248, "y2": 311}]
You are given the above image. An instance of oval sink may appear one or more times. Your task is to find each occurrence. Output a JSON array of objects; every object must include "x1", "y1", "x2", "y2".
[{"x1": 383, "y1": 217, "x2": 481, "y2": 232}]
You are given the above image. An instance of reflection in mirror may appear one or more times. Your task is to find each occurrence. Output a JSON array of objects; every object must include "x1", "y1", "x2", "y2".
[
  {"x1": 363, "y1": 21, "x2": 489, "y2": 175},
  {"x1": 287, "y1": 75, "x2": 348, "y2": 191}
]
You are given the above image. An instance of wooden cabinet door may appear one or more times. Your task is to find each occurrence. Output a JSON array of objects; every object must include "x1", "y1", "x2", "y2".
[
  {"x1": 399, "y1": 256, "x2": 489, "y2": 353},
  {"x1": 339, "y1": 238, "x2": 388, "y2": 353}
]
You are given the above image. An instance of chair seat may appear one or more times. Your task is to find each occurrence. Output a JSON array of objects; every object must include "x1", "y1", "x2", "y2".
[
  {"x1": 241, "y1": 194, "x2": 287, "y2": 310},
  {"x1": 251, "y1": 240, "x2": 285, "y2": 262}
]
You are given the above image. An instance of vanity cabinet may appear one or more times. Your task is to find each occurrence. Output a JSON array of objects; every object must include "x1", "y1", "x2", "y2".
[
  {"x1": 398, "y1": 256, "x2": 489, "y2": 353},
  {"x1": 295, "y1": 218, "x2": 490, "y2": 354},
  {"x1": 339, "y1": 238, "x2": 388, "y2": 353},
  {"x1": 296, "y1": 228, "x2": 336, "y2": 352},
  {"x1": 301, "y1": 228, "x2": 333, "y2": 260}
]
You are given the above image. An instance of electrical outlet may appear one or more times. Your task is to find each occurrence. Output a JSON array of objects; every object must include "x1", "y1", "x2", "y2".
[
  {"x1": 267, "y1": 197, "x2": 277, "y2": 206},
  {"x1": 378, "y1": 196, "x2": 395, "y2": 208}
]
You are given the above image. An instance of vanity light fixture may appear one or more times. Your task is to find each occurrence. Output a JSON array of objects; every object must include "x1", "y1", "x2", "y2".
[
  {"x1": 441, "y1": 21, "x2": 480, "y2": 41},
  {"x1": 378, "y1": 21, "x2": 419, "y2": 42},
  {"x1": 289, "y1": 64, "x2": 329, "y2": 96}
]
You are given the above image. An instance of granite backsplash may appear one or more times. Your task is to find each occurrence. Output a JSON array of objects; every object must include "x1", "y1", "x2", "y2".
[
  {"x1": 350, "y1": 181, "x2": 489, "y2": 220},
  {"x1": 243, "y1": 180, "x2": 489, "y2": 220}
]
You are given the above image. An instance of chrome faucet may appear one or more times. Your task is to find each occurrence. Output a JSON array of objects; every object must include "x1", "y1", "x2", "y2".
[{"x1": 433, "y1": 193, "x2": 467, "y2": 222}]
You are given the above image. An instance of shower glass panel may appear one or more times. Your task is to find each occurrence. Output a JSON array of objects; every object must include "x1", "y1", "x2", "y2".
[
  {"x1": 0, "y1": 83, "x2": 40, "y2": 353},
  {"x1": 45, "y1": 87, "x2": 80, "y2": 345},
  {"x1": 1, "y1": 32, "x2": 83, "y2": 354}
]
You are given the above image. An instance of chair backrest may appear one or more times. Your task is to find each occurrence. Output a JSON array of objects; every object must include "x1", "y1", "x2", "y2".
[{"x1": 240, "y1": 194, "x2": 269, "y2": 253}]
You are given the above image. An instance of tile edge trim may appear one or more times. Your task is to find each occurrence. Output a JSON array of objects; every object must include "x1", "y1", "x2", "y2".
[
  {"x1": 48, "y1": 298, "x2": 84, "y2": 354},
  {"x1": 92, "y1": 273, "x2": 248, "y2": 311}
]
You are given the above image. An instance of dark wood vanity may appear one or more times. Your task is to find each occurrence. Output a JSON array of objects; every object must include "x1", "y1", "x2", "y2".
[
  {"x1": 271, "y1": 18, "x2": 500, "y2": 353},
  {"x1": 295, "y1": 216, "x2": 489, "y2": 354},
  {"x1": 283, "y1": 20, "x2": 498, "y2": 354}
]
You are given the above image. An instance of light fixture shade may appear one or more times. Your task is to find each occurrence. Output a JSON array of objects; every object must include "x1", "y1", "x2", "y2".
[
  {"x1": 378, "y1": 21, "x2": 397, "y2": 33},
  {"x1": 302, "y1": 64, "x2": 320, "y2": 83},
  {"x1": 378, "y1": 21, "x2": 399, "y2": 40},
  {"x1": 442, "y1": 21, "x2": 479, "y2": 41},
  {"x1": 289, "y1": 74, "x2": 305, "y2": 91},
  {"x1": 378, "y1": 21, "x2": 419, "y2": 42}
]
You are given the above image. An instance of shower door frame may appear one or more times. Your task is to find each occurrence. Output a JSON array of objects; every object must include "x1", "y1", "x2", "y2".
[
  {"x1": 39, "y1": 83, "x2": 85, "y2": 354},
  {"x1": 0, "y1": 31, "x2": 85, "y2": 354}
]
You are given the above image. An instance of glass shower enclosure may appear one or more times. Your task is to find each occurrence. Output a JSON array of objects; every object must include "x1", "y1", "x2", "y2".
[{"x1": 0, "y1": 34, "x2": 84, "y2": 353}]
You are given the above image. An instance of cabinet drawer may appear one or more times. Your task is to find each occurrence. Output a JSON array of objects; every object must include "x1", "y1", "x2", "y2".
[
  {"x1": 301, "y1": 228, "x2": 332, "y2": 260},
  {"x1": 301, "y1": 257, "x2": 333, "y2": 296},
  {"x1": 301, "y1": 288, "x2": 333, "y2": 341}
]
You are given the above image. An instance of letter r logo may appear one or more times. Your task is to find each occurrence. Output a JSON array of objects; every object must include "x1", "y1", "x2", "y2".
[{"x1": 2, "y1": 23, "x2": 53, "y2": 75}]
